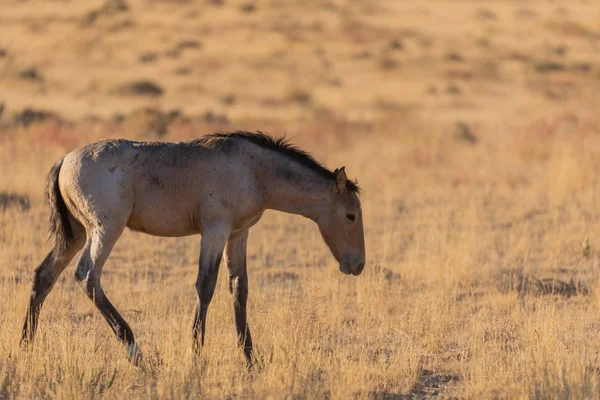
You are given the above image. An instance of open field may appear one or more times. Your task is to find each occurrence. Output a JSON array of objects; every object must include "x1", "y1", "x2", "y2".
[{"x1": 2, "y1": 0, "x2": 600, "y2": 398}]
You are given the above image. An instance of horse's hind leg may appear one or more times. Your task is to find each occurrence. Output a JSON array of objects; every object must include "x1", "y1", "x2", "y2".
[
  {"x1": 74, "y1": 227, "x2": 142, "y2": 365},
  {"x1": 21, "y1": 232, "x2": 85, "y2": 346}
]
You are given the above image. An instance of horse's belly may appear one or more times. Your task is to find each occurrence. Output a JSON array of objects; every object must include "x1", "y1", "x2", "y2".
[{"x1": 127, "y1": 205, "x2": 198, "y2": 237}]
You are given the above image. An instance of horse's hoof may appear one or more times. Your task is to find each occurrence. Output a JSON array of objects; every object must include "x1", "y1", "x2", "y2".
[{"x1": 126, "y1": 343, "x2": 143, "y2": 366}]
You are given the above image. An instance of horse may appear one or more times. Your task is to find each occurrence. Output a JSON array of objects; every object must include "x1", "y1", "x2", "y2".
[{"x1": 20, "y1": 131, "x2": 366, "y2": 366}]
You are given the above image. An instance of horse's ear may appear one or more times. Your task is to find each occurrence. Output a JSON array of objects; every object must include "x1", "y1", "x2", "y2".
[{"x1": 334, "y1": 167, "x2": 347, "y2": 193}]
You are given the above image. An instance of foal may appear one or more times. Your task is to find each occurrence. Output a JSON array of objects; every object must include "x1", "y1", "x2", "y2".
[{"x1": 21, "y1": 131, "x2": 366, "y2": 365}]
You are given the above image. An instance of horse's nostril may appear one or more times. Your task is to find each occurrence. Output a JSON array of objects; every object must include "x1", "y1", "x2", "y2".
[
  {"x1": 351, "y1": 261, "x2": 365, "y2": 276},
  {"x1": 340, "y1": 261, "x2": 352, "y2": 274}
]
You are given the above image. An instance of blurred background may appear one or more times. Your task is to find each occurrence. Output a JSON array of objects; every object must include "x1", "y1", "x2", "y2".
[
  {"x1": 1, "y1": 0, "x2": 599, "y2": 132},
  {"x1": 2, "y1": 0, "x2": 600, "y2": 398}
]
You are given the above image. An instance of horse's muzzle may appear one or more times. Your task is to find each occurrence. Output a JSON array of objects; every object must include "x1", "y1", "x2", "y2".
[{"x1": 340, "y1": 257, "x2": 365, "y2": 276}]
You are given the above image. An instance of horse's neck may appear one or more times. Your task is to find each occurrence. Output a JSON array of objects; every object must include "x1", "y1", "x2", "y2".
[{"x1": 260, "y1": 156, "x2": 331, "y2": 221}]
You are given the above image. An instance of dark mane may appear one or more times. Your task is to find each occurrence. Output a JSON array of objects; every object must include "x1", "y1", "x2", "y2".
[{"x1": 197, "y1": 131, "x2": 360, "y2": 193}]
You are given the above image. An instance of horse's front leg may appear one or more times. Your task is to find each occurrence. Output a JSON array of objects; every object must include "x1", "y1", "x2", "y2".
[
  {"x1": 225, "y1": 229, "x2": 254, "y2": 366},
  {"x1": 192, "y1": 223, "x2": 231, "y2": 355}
]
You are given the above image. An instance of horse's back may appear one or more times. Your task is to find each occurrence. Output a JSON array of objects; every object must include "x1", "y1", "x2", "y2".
[{"x1": 57, "y1": 138, "x2": 260, "y2": 237}]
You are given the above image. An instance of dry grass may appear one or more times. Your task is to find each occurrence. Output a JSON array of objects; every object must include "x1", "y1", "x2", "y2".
[
  {"x1": 2, "y1": 114, "x2": 600, "y2": 399},
  {"x1": 2, "y1": 0, "x2": 600, "y2": 398}
]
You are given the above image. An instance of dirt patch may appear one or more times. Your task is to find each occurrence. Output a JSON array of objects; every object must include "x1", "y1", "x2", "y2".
[
  {"x1": 372, "y1": 265, "x2": 401, "y2": 282},
  {"x1": 0, "y1": 193, "x2": 31, "y2": 213},
  {"x1": 263, "y1": 271, "x2": 300, "y2": 283},
  {"x1": 139, "y1": 52, "x2": 158, "y2": 64},
  {"x1": 409, "y1": 369, "x2": 459, "y2": 398},
  {"x1": 115, "y1": 80, "x2": 164, "y2": 97},
  {"x1": 118, "y1": 107, "x2": 182, "y2": 136},
  {"x1": 366, "y1": 370, "x2": 460, "y2": 398},
  {"x1": 368, "y1": 392, "x2": 408, "y2": 399},
  {"x1": 176, "y1": 40, "x2": 202, "y2": 51},
  {"x1": 455, "y1": 121, "x2": 477, "y2": 144},
  {"x1": 497, "y1": 270, "x2": 590, "y2": 297},
  {"x1": 18, "y1": 67, "x2": 43, "y2": 81},
  {"x1": 83, "y1": 0, "x2": 129, "y2": 25},
  {"x1": 13, "y1": 108, "x2": 62, "y2": 127},
  {"x1": 535, "y1": 61, "x2": 565, "y2": 74}
]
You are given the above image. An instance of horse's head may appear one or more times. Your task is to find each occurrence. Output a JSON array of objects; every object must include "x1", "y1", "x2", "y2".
[{"x1": 317, "y1": 167, "x2": 366, "y2": 276}]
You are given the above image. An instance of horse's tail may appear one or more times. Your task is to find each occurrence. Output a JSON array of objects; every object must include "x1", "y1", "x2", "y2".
[{"x1": 46, "y1": 158, "x2": 73, "y2": 252}]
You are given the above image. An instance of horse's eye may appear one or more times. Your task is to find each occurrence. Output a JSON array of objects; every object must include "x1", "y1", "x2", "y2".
[{"x1": 346, "y1": 213, "x2": 356, "y2": 222}]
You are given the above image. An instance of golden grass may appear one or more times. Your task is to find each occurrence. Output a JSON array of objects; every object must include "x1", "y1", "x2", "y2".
[{"x1": 2, "y1": 114, "x2": 600, "y2": 399}]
